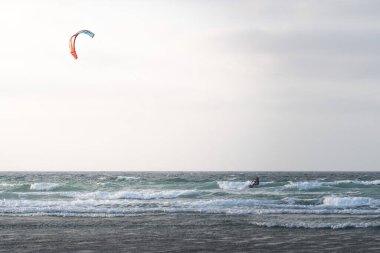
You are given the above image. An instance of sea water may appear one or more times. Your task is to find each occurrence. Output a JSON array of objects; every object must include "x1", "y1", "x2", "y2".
[{"x1": 1, "y1": 171, "x2": 379, "y2": 229}]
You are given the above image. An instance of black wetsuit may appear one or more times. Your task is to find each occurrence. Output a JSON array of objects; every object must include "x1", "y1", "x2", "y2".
[
  {"x1": 249, "y1": 178, "x2": 259, "y2": 188},
  {"x1": 249, "y1": 177, "x2": 260, "y2": 188}
]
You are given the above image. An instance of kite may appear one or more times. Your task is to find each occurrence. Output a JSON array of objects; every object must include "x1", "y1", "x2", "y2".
[{"x1": 69, "y1": 30, "x2": 95, "y2": 59}]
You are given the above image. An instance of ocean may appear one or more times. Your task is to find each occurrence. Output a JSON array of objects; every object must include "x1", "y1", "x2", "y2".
[{"x1": 1, "y1": 171, "x2": 380, "y2": 252}]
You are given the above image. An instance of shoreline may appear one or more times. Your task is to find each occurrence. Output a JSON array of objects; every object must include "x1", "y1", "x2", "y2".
[{"x1": 1, "y1": 214, "x2": 379, "y2": 252}]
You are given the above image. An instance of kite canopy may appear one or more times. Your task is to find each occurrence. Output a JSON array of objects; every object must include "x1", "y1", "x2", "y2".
[{"x1": 69, "y1": 30, "x2": 95, "y2": 59}]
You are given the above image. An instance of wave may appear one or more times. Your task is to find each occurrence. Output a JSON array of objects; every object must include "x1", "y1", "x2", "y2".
[
  {"x1": 217, "y1": 181, "x2": 251, "y2": 190},
  {"x1": 259, "y1": 181, "x2": 275, "y2": 185},
  {"x1": 30, "y1": 183, "x2": 60, "y2": 191},
  {"x1": 335, "y1": 180, "x2": 380, "y2": 186},
  {"x1": 284, "y1": 179, "x2": 380, "y2": 191},
  {"x1": 0, "y1": 183, "x2": 23, "y2": 189},
  {"x1": 322, "y1": 196, "x2": 377, "y2": 207},
  {"x1": 359, "y1": 180, "x2": 380, "y2": 185},
  {"x1": 1, "y1": 196, "x2": 380, "y2": 217},
  {"x1": 115, "y1": 176, "x2": 140, "y2": 181},
  {"x1": 62, "y1": 190, "x2": 200, "y2": 200},
  {"x1": 285, "y1": 181, "x2": 325, "y2": 190},
  {"x1": 251, "y1": 221, "x2": 380, "y2": 229},
  {"x1": 187, "y1": 199, "x2": 279, "y2": 207},
  {"x1": 1, "y1": 205, "x2": 379, "y2": 217}
]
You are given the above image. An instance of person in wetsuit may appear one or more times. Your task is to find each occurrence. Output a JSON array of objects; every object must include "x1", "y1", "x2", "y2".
[{"x1": 249, "y1": 177, "x2": 259, "y2": 188}]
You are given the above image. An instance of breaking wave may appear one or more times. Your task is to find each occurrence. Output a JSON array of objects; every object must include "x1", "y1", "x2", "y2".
[
  {"x1": 251, "y1": 221, "x2": 380, "y2": 229},
  {"x1": 115, "y1": 176, "x2": 140, "y2": 181},
  {"x1": 284, "y1": 179, "x2": 380, "y2": 191},
  {"x1": 0, "y1": 172, "x2": 379, "y2": 229},
  {"x1": 30, "y1": 183, "x2": 60, "y2": 191},
  {"x1": 323, "y1": 196, "x2": 376, "y2": 207},
  {"x1": 62, "y1": 190, "x2": 200, "y2": 200},
  {"x1": 217, "y1": 181, "x2": 251, "y2": 190}
]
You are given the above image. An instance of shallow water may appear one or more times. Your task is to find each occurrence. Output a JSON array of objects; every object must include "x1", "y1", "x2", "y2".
[
  {"x1": 0, "y1": 214, "x2": 379, "y2": 253},
  {"x1": 1, "y1": 171, "x2": 380, "y2": 229}
]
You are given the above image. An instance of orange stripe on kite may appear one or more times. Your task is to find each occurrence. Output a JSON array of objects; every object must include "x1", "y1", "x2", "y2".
[{"x1": 69, "y1": 30, "x2": 95, "y2": 60}]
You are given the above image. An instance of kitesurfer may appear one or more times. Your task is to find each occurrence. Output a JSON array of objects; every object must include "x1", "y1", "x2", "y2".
[{"x1": 249, "y1": 177, "x2": 259, "y2": 188}]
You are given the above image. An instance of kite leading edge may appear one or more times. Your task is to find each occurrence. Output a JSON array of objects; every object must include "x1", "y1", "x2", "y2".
[{"x1": 69, "y1": 30, "x2": 95, "y2": 59}]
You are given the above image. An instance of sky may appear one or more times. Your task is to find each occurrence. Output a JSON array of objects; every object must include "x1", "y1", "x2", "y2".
[{"x1": 0, "y1": 0, "x2": 379, "y2": 171}]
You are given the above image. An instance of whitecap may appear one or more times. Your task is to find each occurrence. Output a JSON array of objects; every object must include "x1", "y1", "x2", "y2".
[
  {"x1": 116, "y1": 176, "x2": 140, "y2": 181},
  {"x1": 251, "y1": 221, "x2": 380, "y2": 229},
  {"x1": 30, "y1": 183, "x2": 60, "y2": 191},
  {"x1": 354, "y1": 180, "x2": 380, "y2": 185},
  {"x1": 187, "y1": 199, "x2": 278, "y2": 207},
  {"x1": 331, "y1": 180, "x2": 380, "y2": 186},
  {"x1": 62, "y1": 190, "x2": 199, "y2": 200},
  {"x1": 217, "y1": 181, "x2": 250, "y2": 190},
  {"x1": 322, "y1": 196, "x2": 374, "y2": 207},
  {"x1": 285, "y1": 181, "x2": 324, "y2": 190}
]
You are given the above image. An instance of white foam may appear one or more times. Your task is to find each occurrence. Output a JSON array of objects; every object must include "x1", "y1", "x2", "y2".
[
  {"x1": 324, "y1": 180, "x2": 380, "y2": 186},
  {"x1": 251, "y1": 221, "x2": 380, "y2": 229},
  {"x1": 30, "y1": 183, "x2": 60, "y2": 191},
  {"x1": 116, "y1": 176, "x2": 140, "y2": 181},
  {"x1": 1, "y1": 198, "x2": 131, "y2": 208},
  {"x1": 353, "y1": 180, "x2": 380, "y2": 185},
  {"x1": 0, "y1": 183, "x2": 22, "y2": 189},
  {"x1": 333, "y1": 180, "x2": 353, "y2": 184},
  {"x1": 1, "y1": 197, "x2": 380, "y2": 217},
  {"x1": 283, "y1": 179, "x2": 380, "y2": 191},
  {"x1": 62, "y1": 190, "x2": 198, "y2": 200},
  {"x1": 188, "y1": 199, "x2": 278, "y2": 207},
  {"x1": 259, "y1": 181, "x2": 274, "y2": 185},
  {"x1": 285, "y1": 181, "x2": 324, "y2": 190},
  {"x1": 323, "y1": 196, "x2": 374, "y2": 207},
  {"x1": 217, "y1": 181, "x2": 250, "y2": 190}
]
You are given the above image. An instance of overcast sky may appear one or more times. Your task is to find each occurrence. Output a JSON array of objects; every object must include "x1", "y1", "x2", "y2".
[{"x1": 0, "y1": 0, "x2": 379, "y2": 171}]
